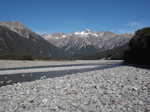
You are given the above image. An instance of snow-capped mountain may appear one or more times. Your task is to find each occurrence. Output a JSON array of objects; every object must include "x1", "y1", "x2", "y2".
[
  {"x1": 73, "y1": 29, "x2": 99, "y2": 37},
  {"x1": 42, "y1": 29, "x2": 132, "y2": 59},
  {"x1": 42, "y1": 32, "x2": 67, "y2": 40},
  {"x1": 0, "y1": 21, "x2": 132, "y2": 60},
  {"x1": 42, "y1": 29, "x2": 122, "y2": 39}
]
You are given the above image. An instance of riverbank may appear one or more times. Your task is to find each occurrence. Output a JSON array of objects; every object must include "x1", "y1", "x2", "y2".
[{"x1": 0, "y1": 60, "x2": 150, "y2": 112}]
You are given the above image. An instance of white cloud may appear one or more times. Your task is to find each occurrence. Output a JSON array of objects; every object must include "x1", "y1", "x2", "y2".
[{"x1": 128, "y1": 21, "x2": 143, "y2": 28}]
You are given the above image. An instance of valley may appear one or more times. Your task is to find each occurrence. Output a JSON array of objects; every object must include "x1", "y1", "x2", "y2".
[{"x1": 0, "y1": 21, "x2": 131, "y2": 60}]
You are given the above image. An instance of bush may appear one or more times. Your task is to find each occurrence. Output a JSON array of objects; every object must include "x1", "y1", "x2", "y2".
[
  {"x1": 0, "y1": 52, "x2": 33, "y2": 60},
  {"x1": 124, "y1": 27, "x2": 150, "y2": 65}
]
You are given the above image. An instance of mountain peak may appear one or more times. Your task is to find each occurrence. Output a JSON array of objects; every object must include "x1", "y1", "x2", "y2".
[
  {"x1": 84, "y1": 29, "x2": 92, "y2": 32},
  {"x1": 0, "y1": 21, "x2": 33, "y2": 38},
  {"x1": 42, "y1": 32, "x2": 67, "y2": 40},
  {"x1": 0, "y1": 21, "x2": 26, "y2": 29}
]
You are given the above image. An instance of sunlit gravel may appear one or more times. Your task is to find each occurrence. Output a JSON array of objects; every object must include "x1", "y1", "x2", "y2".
[{"x1": 0, "y1": 60, "x2": 150, "y2": 112}]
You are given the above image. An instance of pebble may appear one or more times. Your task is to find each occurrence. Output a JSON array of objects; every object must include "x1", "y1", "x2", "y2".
[{"x1": 0, "y1": 60, "x2": 150, "y2": 112}]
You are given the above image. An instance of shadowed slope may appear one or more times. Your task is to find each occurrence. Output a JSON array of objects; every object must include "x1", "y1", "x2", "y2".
[{"x1": 0, "y1": 22, "x2": 66, "y2": 59}]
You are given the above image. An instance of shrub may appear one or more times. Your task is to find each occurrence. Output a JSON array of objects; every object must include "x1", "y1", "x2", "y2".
[
  {"x1": 0, "y1": 52, "x2": 33, "y2": 60},
  {"x1": 124, "y1": 27, "x2": 150, "y2": 65}
]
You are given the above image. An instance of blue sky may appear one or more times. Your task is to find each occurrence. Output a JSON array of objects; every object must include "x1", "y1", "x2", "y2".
[{"x1": 0, "y1": 0, "x2": 150, "y2": 34}]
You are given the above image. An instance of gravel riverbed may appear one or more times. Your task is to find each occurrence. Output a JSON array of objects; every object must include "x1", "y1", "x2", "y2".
[{"x1": 0, "y1": 60, "x2": 150, "y2": 112}]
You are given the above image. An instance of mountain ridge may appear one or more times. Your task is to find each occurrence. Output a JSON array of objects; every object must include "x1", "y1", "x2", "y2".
[
  {"x1": 0, "y1": 21, "x2": 66, "y2": 59},
  {"x1": 0, "y1": 21, "x2": 132, "y2": 60},
  {"x1": 42, "y1": 29, "x2": 132, "y2": 40},
  {"x1": 41, "y1": 29, "x2": 131, "y2": 59}
]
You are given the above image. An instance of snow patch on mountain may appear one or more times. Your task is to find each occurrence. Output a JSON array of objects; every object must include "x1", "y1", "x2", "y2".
[{"x1": 41, "y1": 29, "x2": 132, "y2": 59}]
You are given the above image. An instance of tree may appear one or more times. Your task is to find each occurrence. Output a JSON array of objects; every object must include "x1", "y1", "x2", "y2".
[{"x1": 124, "y1": 27, "x2": 150, "y2": 65}]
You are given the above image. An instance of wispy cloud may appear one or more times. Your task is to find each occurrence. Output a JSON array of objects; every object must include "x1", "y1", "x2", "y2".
[
  {"x1": 120, "y1": 21, "x2": 146, "y2": 34},
  {"x1": 128, "y1": 21, "x2": 144, "y2": 28}
]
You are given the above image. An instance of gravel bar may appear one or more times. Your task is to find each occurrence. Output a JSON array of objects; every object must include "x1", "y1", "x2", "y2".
[{"x1": 0, "y1": 60, "x2": 150, "y2": 112}]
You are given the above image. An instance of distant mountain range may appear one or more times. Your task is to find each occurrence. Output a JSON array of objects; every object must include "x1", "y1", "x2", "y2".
[
  {"x1": 0, "y1": 21, "x2": 132, "y2": 60},
  {"x1": 42, "y1": 29, "x2": 132, "y2": 59}
]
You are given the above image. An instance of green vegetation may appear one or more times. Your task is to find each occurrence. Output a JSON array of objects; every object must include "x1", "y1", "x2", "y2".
[
  {"x1": 124, "y1": 27, "x2": 150, "y2": 65},
  {"x1": 0, "y1": 52, "x2": 68, "y2": 61},
  {"x1": 0, "y1": 52, "x2": 33, "y2": 60},
  {"x1": 75, "y1": 44, "x2": 129, "y2": 60}
]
